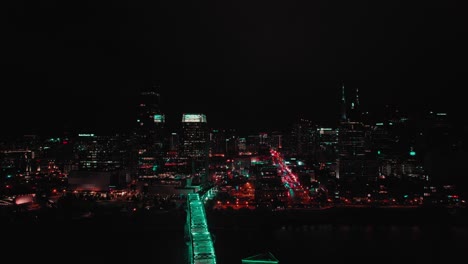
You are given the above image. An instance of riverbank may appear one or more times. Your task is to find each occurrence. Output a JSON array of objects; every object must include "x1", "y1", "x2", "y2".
[{"x1": 207, "y1": 206, "x2": 468, "y2": 229}]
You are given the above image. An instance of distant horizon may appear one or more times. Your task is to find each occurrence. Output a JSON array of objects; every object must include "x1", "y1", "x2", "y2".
[
  {"x1": 1, "y1": 96, "x2": 463, "y2": 139},
  {"x1": 3, "y1": 1, "x2": 466, "y2": 138}
]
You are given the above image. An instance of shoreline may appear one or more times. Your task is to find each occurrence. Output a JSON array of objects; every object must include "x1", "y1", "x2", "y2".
[{"x1": 207, "y1": 206, "x2": 468, "y2": 228}]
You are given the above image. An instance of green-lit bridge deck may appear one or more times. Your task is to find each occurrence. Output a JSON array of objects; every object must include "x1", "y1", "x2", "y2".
[{"x1": 187, "y1": 193, "x2": 216, "y2": 264}]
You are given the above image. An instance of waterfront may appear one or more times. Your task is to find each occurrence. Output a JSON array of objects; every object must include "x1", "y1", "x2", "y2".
[
  {"x1": 2, "y1": 206, "x2": 468, "y2": 264},
  {"x1": 209, "y1": 207, "x2": 468, "y2": 264},
  {"x1": 3, "y1": 210, "x2": 187, "y2": 264},
  {"x1": 213, "y1": 222, "x2": 468, "y2": 264}
]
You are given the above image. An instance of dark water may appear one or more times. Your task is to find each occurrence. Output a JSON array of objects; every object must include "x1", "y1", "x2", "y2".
[
  {"x1": 209, "y1": 208, "x2": 468, "y2": 264},
  {"x1": 212, "y1": 223, "x2": 468, "y2": 264},
  {"x1": 4, "y1": 207, "x2": 468, "y2": 264},
  {"x1": 3, "y1": 211, "x2": 187, "y2": 264}
]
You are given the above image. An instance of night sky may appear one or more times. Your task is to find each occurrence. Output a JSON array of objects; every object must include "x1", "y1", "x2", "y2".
[{"x1": 2, "y1": 1, "x2": 467, "y2": 136}]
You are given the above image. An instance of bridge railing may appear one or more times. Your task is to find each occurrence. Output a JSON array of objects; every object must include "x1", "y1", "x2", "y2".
[{"x1": 187, "y1": 193, "x2": 216, "y2": 264}]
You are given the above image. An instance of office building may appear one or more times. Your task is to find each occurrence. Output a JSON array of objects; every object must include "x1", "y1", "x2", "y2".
[
  {"x1": 181, "y1": 113, "x2": 209, "y2": 184},
  {"x1": 135, "y1": 86, "x2": 166, "y2": 179}
]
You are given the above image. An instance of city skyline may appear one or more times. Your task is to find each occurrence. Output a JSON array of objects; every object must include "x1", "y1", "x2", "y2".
[
  {"x1": 0, "y1": 82, "x2": 462, "y2": 138},
  {"x1": 2, "y1": 3, "x2": 468, "y2": 264},
  {"x1": 2, "y1": 2, "x2": 467, "y2": 136}
]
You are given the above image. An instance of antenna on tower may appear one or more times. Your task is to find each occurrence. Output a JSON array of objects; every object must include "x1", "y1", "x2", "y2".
[
  {"x1": 341, "y1": 83, "x2": 346, "y2": 103},
  {"x1": 355, "y1": 87, "x2": 360, "y2": 107},
  {"x1": 341, "y1": 83, "x2": 347, "y2": 121}
]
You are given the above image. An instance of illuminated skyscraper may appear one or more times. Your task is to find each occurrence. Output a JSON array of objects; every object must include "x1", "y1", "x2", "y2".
[
  {"x1": 340, "y1": 84, "x2": 347, "y2": 121},
  {"x1": 135, "y1": 85, "x2": 166, "y2": 179},
  {"x1": 181, "y1": 114, "x2": 208, "y2": 158},
  {"x1": 337, "y1": 85, "x2": 378, "y2": 196},
  {"x1": 181, "y1": 114, "x2": 209, "y2": 184},
  {"x1": 337, "y1": 121, "x2": 368, "y2": 178},
  {"x1": 316, "y1": 127, "x2": 339, "y2": 164},
  {"x1": 340, "y1": 84, "x2": 362, "y2": 123},
  {"x1": 137, "y1": 85, "x2": 163, "y2": 135}
]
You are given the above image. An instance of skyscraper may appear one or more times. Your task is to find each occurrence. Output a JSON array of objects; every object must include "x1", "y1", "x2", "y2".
[
  {"x1": 288, "y1": 119, "x2": 316, "y2": 158},
  {"x1": 136, "y1": 85, "x2": 163, "y2": 135},
  {"x1": 337, "y1": 85, "x2": 378, "y2": 196},
  {"x1": 135, "y1": 85, "x2": 166, "y2": 179},
  {"x1": 340, "y1": 84, "x2": 362, "y2": 122},
  {"x1": 181, "y1": 113, "x2": 209, "y2": 184},
  {"x1": 340, "y1": 83, "x2": 347, "y2": 121}
]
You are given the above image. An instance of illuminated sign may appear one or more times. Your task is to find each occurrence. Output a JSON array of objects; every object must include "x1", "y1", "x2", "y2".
[
  {"x1": 182, "y1": 114, "x2": 207, "y2": 123},
  {"x1": 154, "y1": 114, "x2": 165, "y2": 123},
  {"x1": 78, "y1": 134, "x2": 95, "y2": 137},
  {"x1": 319, "y1": 128, "x2": 336, "y2": 135}
]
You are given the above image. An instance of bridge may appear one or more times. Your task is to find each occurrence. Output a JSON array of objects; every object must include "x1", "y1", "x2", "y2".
[{"x1": 186, "y1": 192, "x2": 217, "y2": 264}]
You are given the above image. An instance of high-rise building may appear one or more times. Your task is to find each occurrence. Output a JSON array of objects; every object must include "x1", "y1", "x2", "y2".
[
  {"x1": 237, "y1": 137, "x2": 247, "y2": 153},
  {"x1": 209, "y1": 129, "x2": 225, "y2": 157},
  {"x1": 421, "y1": 111, "x2": 456, "y2": 185},
  {"x1": 209, "y1": 128, "x2": 238, "y2": 157},
  {"x1": 181, "y1": 113, "x2": 209, "y2": 184},
  {"x1": 316, "y1": 127, "x2": 339, "y2": 164},
  {"x1": 73, "y1": 133, "x2": 124, "y2": 171},
  {"x1": 337, "y1": 85, "x2": 378, "y2": 196},
  {"x1": 245, "y1": 133, "x2": 271, "y2": 156},
  {"x1": 288, "y1": 119, "x2": 316, "y2": 158},
  {"x1": 136, "y1": 85, "x2": 162, "y2": 133},
  {"x1": 68, "y1": 133, "x2": 129, "y2": 191},
  {"x1": 270, "y1": 131, "x2": 283, "y2": 151},
  {"x1": 340, "y1": 84, "x2": 362, "y2": 123},
  {"x1": 181, "y1": 114, "x2": 208, "y2": 158},
  {"x1": 168, "y1": 132, "x2": 180, "y2": 156},
  {"x1": 135, "y1": 86, "x2": 166, "y2": 179}
]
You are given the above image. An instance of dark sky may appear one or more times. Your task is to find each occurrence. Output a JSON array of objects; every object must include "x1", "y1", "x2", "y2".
[{"x1": 2, "y1": 1, "x2": 467, "y2": 136}]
